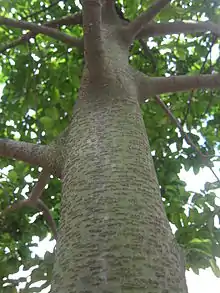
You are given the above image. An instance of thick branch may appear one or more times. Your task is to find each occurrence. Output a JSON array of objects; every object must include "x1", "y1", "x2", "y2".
[
  {"x1": 0, "y1": 139, "x2": 51, "y2": 169},
  {"x1": 0, "y1": 16, "x2": 82, "y2": 48},
  {"x1": 126, "y1": 0, "x2": 170, "y2": 40},
  {"x1": 102, "y1": 0, "x2": 119, "y2": 24},
  {"x1": 137, "y1": 73, "x2": 220, "y2": 103},
  {"x1": 82, "y1": 0, "x2": 103, "y2": 77},
  {"x1": 138, "y1": 21, "x2": 220, "y2": 39}
]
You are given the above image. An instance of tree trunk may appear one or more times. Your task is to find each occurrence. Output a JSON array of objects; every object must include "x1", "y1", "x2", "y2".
[{"x1": 51, "y1": 63, "x2": 188, "y2": 292}]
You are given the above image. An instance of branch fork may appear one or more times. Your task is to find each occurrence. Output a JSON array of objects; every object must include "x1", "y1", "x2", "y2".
[{"x1": 1, "y1": 170, "x2": 57, "y2": 239}]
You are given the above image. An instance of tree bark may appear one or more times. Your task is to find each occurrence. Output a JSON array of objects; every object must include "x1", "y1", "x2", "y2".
[{"x1": 51, "y1": 41, "x2": 188, "y2": 292}]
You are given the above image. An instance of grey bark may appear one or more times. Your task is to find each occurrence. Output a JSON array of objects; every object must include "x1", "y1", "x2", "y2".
[{"x1": 50, "y1": 18, "x2": 188, "y2": 293}]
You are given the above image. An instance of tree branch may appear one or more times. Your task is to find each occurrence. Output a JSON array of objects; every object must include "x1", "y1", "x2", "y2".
[
  {"x1": 137, "y1": 73, "x2": 220, "y2": 102},
  {"x1": 154, "y1": 95, "x2": 205, "y2": 154},
  {"x1": 154, "y1": 95, "x2": 220, "y2": 182},
  {"x1": 181, "y1": 36, "x2": 217, "y2": 126},
  {"x1": 0, "y1": 13, "x2": 83, "y2": 53},
  {"x1": 0, "y1": 138, "x2": 51, "y2": 169},
  {"x1": 36, "y1": 199, "x2": 58, "y2": 239},
  {"x1": 1, "y1": 170, "x2": 57, "y2": 239},
  {"x1": 22, "y1": 0, "x2": 61, "y2": 20},
  {"x1": 29, "y1": 170, "x2": 51, "y2": 201},
  {"x1": 82, "y1": 0, "x2": 104, "y2": 78},
  {"x1": 138, "y1": 21, "x2": 220, "y2": 39},
  {"x1": 138, "y1": 38, "x2": 157, "y2": 71},
  {"x1": 47, "y1": 13, "x2": 82, "y2": 27},
  {"x1": 126, "y1": 0, "x2": 170, "y2": 41},
  {"x1": 0, "y1": 16, "x2": 82, "y2": 49},
  {"x1": 102, "y1": 0, "x2": 119, "y2": 24}
]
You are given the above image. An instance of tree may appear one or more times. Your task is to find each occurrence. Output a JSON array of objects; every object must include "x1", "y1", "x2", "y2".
[{"x1": 0, "y1": 0, "x2": 220, "y2": 292}]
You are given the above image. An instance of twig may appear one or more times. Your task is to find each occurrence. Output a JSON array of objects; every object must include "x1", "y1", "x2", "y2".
[
  {"x1": 154, "y1": 95, "x2": 220, "y2": 182},
  {"x1": 204, "y1": 92, "x2": 214, "y2": 115},
  {"x1": 22, "y1": 0, "x2": 61, "y2": 20},
  {"x1": 138, "y1": 39, "x2": 157, "y2": 72},
  {"x1": 0, "y1": 170, "x2": 58, "y2": 239},
  {"x1": 182, "y1": 36, "x2": 217, "y2": 126},
  {"x1": 181, "y1": 91, "x2": 194, "y2": 129}
]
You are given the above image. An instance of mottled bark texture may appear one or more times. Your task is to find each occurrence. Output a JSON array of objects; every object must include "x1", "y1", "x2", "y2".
[
  {"x1": 0, "y1": 138, "x2": 62, "y2": 177},
  {"x1": 50, "y1": 3, "x2": 188, "y2": 292}
]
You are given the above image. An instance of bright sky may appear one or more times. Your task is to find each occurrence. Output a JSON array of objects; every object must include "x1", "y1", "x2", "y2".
[{"x1": 181, "y1": 166, "x2": 220, "y2": 293}]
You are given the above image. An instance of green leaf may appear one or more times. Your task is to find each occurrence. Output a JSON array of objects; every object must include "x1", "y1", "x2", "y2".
[
  {"x1": 39, "y1": 116, "x2": 54, "y2": 129},
  {"x1": 45, "y1": 108, "x2": 60, "y2": 121},
  {"x1": 7, "y1": 170, "x2": 18, "y2": 182},
  {"x1": 209, "y1": 259, "x2": 220, "y2": 278}
]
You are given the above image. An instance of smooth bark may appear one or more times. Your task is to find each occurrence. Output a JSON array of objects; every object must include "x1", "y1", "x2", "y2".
[
  {"x1": 139, "y1": 21, "x2": 220, "y2": 38},
  {"x1": 137, "y1": 73, "x2": 220, "y2": 102}
]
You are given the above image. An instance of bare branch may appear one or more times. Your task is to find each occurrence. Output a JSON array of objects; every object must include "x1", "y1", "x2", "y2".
[
  {"x1": 154, "y1": 95, "x2": 220, "y2": 182},
  {"x1": 1, "y1": 170, "x2": 49, "y2": 214},
  {"x1": 29, "y1": 170, "x2": 51, "y2": 202},
  {"x1": 0, "y1": 170, "x2": 57, "y2": 239},
  {"x1": 0, "y1": 16, "x2": 82, "y2": 48},
  {"x1": 36, "y1": 199, "x2": 57, "y2": 239},
  {"x1": 82, "y1": 0, "x2": 104, "y2": 78},
  {"x1": 0, "y1": 13, "x2": 83, "y2": 53},
  {"x1": 181, "y1": 36, "x2": 217, "y2": 126},
  {"x1": 137, "y1": 73, "x2": 220, "y2": 102},
  {"x1": 138, "y1": 21, "x2": 220, "y2": 39},
  {"x1": 0, "y1": 37, "x2": 30, "y2": 54},
  {"x1": 126, "y1": 0, "x2": 170, "y2": 41},
  {"x1": 154, "y1": 95, "x2": 205, "y2": 155},
  {"x1": 0, "y1": 138, "x2": 52, "y2": 168},
  {"x1": 47, "y1": 13, "x2": 82, "y2": 27},
  {"x1": 138, "y1": 39, "x2": 157, "y2": 71},
  {"x1": 1, "y1": 199, "x2": 28, "y2": 215}
]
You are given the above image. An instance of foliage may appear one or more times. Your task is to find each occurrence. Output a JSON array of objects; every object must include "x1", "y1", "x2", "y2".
[{"x1": 0, "y1": 0, "x2": 220, "y2": 291}]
